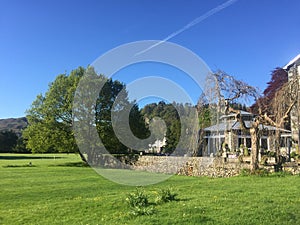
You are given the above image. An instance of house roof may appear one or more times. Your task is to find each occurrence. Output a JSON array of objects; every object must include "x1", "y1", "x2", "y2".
[
  {"x1": 219, "y1": 110, "x2": 252, "y2": 120},
  {"x1": 204, "y1": 120, "x2": 291, "y2": 133},
  {"x1": 283, "y1": 54, "x2": 300, "y2": 70}
]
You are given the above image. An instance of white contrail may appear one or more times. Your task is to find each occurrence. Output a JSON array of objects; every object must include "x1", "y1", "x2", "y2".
[{"x1": 135, "y1": 0, "x2": 239, "y2": 56}]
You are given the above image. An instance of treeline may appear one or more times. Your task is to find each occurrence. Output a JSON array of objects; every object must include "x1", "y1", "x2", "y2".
[
  {"x1": 0, "y1": 130, "x2": 28, "y2": 153},
  {"x1": 20, "y1": 67, "x2": 149, "y2": 160},
  {"x1": 2, "y1": 66, "x2": 200, "y2": 159},
  {"x1": 1, "y1": 66, "x2": 287, "y2": 157}
]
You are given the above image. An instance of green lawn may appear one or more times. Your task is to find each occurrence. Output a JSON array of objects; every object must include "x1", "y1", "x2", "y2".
[{"x1": 0, "y1": 153, "x2": 299, "y2": 225}]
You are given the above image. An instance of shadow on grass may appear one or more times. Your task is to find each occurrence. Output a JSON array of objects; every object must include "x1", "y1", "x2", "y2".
[
  {"x1": 50, "y1": 162, "x2": 89, "y2": 167},
  {"x1": 3, "y1": 164, "x2": 37, "y2": 168},
  {"x1": 0, "y1": 155, "x2": 64, "y2": 160},
  {"x1": 196, "y1": 216, "x2": 214, "y2": 223}
]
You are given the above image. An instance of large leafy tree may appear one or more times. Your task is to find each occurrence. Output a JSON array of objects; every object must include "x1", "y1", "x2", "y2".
[
  {"x1": 95, "y1": 79, "x2": 150, "y2": 154},
  {"x1": 23, "y1": 67, "x2": 149, "y2": 162},
  {"x1": 23, "y1": 67, "x2": 84, "y2": 155}
]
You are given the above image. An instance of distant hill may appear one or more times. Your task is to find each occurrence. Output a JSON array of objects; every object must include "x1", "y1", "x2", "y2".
[{"x1": 0, "y1": 117, "x2": 28, "y2": 135}]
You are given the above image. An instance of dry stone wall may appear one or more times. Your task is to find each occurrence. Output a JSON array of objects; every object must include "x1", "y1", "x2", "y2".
[
  {"x1": 131, "y1": 156, "x2": 300, "y2": 177},
  {"x1": 132, "y1": 156, "x2": 249, "y2": 178}
]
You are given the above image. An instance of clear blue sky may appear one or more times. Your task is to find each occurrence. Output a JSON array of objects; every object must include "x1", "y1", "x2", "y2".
[{"x1": 1, "y1": 0, "x2": 300, "y2": 118}]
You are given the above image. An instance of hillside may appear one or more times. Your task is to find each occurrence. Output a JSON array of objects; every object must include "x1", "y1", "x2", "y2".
[{"x1": 0, "y1": 117, "x2": 28, "y2": 135}]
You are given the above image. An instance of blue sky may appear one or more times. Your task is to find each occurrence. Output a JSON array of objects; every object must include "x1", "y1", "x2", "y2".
[{"x1": 1, "y1": 0, "x2": 300, "y2": 118}]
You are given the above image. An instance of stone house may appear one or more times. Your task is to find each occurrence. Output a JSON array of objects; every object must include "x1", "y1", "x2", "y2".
[
  {"x1": 202, "y1": 110, "x2": 291, "y2": 156},
  {"x1": 284, "y1": 54, "x2": 300, "y2": 144}
]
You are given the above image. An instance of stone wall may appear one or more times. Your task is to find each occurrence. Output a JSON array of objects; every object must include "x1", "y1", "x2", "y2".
[
  {"x1": 132, "y1": 156, "x2": 300, "y2": 177},
  {"x1": 132, "y1": 156, "x2": 250, "y2": 178}
]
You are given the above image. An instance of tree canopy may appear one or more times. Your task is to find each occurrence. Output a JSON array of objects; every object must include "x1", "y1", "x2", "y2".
[
  {"x1": 141, "y1": 101, "x2": 198, "y2": 155},
  {"x1": 23, "y1": 67, "x2": 149, "y2": 162},
  {"x1": 251, "y1": 67, "x2": 288, "y2": 114}
]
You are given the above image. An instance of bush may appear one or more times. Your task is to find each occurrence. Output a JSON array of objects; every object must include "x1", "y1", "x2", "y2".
[
  {"x1": 290, "y1": 151, "x2": 298, "y2": 159},
  {"x1": 266, "y1": 151, "x2": 276, "y2": 158},
  {"x1": 126, "y1": 188, "x2": 154, "y2": 216},
  {"x1": 126, "y1": 188, "x2": 149, "y2": 208},
  {"x1": 260, "y1": 155, "x2": 268, "y2": 165},
  {"x1": 243, "y1": 147, "x2": 249, "y2": 156},
  {"x1": 155, "y1": 188, "x2": 178, "y2": 204},
  {"x1": 126, "y1": 187, "x2": 179, "y2": 216},
  {"x1": 129, "y1": 206, "x2": 155, "y2": 216}
]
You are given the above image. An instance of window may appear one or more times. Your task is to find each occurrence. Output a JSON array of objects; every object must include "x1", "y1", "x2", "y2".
[
  {"x1": 261, "y1": 138, "x2": 267, "y2": 149},
  {"x1": 246, "y1": 138, "x2": 251, "y2": 148},
  {"x1": 238, "y1": 138, "x2": 244, "y2": 147}
]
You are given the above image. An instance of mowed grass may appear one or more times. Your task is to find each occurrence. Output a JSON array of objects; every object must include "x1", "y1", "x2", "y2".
[{"x1": 0, "y1": 154, "x2": 299, "y2": 225}]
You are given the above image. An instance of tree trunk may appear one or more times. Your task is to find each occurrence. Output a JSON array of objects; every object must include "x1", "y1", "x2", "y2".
[
  {"x1": 78, "y1": 151, "x2": 88, "y2": 163},
  {"x1": 250, "y1": 127, "x2": 259, "y2": 171},
  {"x1": 274, "y1": 131, "x2": 282, "y2": 172}
]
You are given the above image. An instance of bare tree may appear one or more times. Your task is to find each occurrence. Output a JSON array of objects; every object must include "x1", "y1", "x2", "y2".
[
  {"x1": 204, "y1": 70, "x2": 299, "y2": 172},
  {"x1": 261, "y1": 74, "x2": 299, "y2": 169},
  {"x1": 205, "y1": 71, "x2": 261, "y2": 171}
]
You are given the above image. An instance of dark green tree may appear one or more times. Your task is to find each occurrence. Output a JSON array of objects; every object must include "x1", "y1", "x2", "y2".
[
  {"x1": 141, "y1": 101, "x2": 181, "y2": 154},
  {"x1": 0, "y1": 130, "x2": 18, "y2": 153}
]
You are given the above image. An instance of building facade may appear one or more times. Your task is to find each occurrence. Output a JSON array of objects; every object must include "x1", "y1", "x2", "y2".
[
  {"x1": 284, "y1": 54, "x2": 300, "y2": 144},
  {"x1": 202, "y1": 111, "x2": 291, "y2": 156}
]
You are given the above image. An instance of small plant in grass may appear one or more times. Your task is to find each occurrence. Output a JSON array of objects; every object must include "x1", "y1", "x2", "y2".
[
  {"x1": 155, "y1": 187, "x2": 178, "y2": 204},
  {"x1": 126, "y1": 188, "x2": 154, "y2": 216},
  {"x1": 126, "y1": 188, "x2": 149, "y2": 208},
  {"x1": 129, "y1": 205, "x2": 155, "y2": 216}
]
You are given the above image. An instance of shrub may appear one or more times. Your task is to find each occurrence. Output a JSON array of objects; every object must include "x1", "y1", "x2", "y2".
[
  {"x1": 126, "y1": 188, "x2": 154, "y2": 216},
  {"x1": 243, "y1": 147, "x2": 249, "y2": 156},
  {"x1": 260, "y1": 155, "x2": 268, "y2": 165},
  {"x1": 290, "y1": 151, "x2": 298, "y2": 159},
  {"x1": 267, "y1": 151, "x2": 276, "y2": 158},
  {"x1": 130, "y1": 206, "x2": 155, "y2": 216},
  {"x1": 155, "y1": 188, "x2": 178, "y2": 204},
  {"x1": 126, "y1": 188, "x2": 149, "y2": 208}
]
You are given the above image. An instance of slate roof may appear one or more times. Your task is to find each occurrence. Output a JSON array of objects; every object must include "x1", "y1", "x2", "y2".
[
  {"x1": 204, "y1": 121, "x2": 290, "y2": 133},
  {"x1": 219, "y1": 110, "x2": 252, "y2": 120}
]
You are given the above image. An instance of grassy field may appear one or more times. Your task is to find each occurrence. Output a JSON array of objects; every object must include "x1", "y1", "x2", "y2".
[{"x1": 0, "y1": 153, "x2": 299, "y2": 225}]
